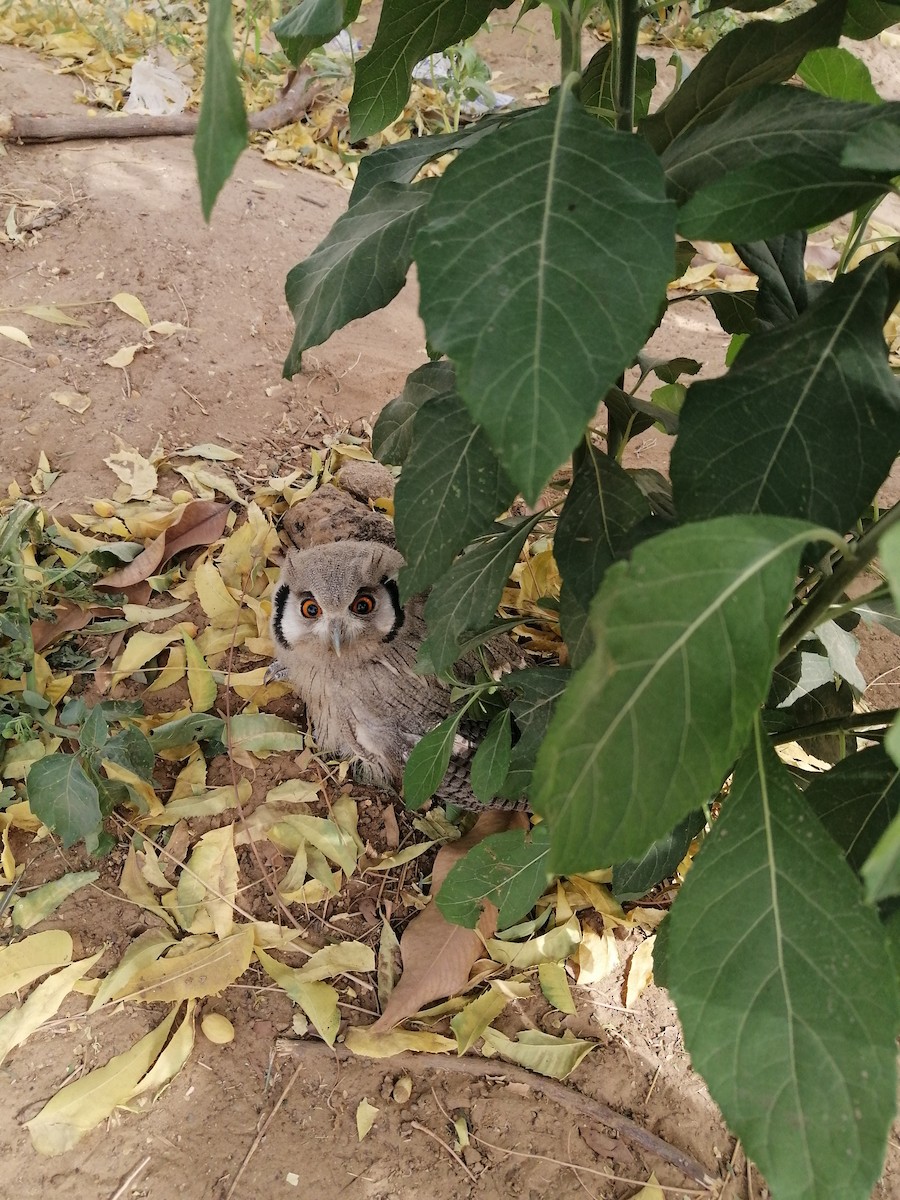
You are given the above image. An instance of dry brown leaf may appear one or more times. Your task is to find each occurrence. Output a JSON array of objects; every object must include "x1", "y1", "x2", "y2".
[
  {"x1": 95, "y1": 500, "x2": 230, "y2": 591},
  {"x1": 31, "y1": 602, "x2": 111, "y2": 653},
  {"x1": 372, "y1": 811, "x2": 522, "y2": 1031},
  {"x1": 96, "y1": 533, "x2": 167, "y2": 591}
]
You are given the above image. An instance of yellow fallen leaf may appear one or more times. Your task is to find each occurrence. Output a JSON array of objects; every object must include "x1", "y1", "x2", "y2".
[
  {"x1": 0, "y1": 950, "x2": 105, "y2": 1067},
  {"x1": 111, "y1": 627, "x2": 185, "y2": 685},
  {"x1": 104, "y1": 344, "x2": 144, "y2": 369},
  {"x1": 26, "y1": 1005, "x2": 180, "y2": 1155},
  {"x1": 89, "y1": 929, "x2": 176, "y2": 1012},
  {"x1": 50, "y1": 390, "x2": 91, "y2": 414},
  {"x1": 256, "y1": 949, "x2": 340, "y2": 1044},
  {"x1": 19, "y1": 304, "x2": 89, "y2": 327},
  {"x1": 119, "y1": 843, "x2": 178, "y2": 930},
  {"x1": 147, "y1": 320, "x2": 185, "y2": 335},
  {"x1": 131, "y1": 1001, "x2": 197, "y2": 1100},
  {"x1": 576, "y1": 926, "x2": 619, "y2": 985},
  {"x1": 486, "y1": 917, "x2": 581, "y2": 968},
  {"x1": 111, "y1": 292, "x2": 151, "y2": 327},
  {"x1": 147, "y1": 779, "x2": 250, "y2": 827},
  {"x1": 102, "y1": 759, "x2": 161, "y2": 816},
  {"x1": 625, "y1": 936, "x2": 656, "y2": 1009},
  {"x1": 356, "y1": 1098, "x2": 379, "y2": 1141},
  {"x1": 103, "y1": 442, "x2": 158, "y2": 500},
  {"x1": 124, "y1": 925, "x2": 254, "y2": 1002},
  {"x1": 182, "y1": 631, "x2": 217, "y2": 713},
  {"x1": 180, "y1": 443, "x2": 242, "y2": 461},
  {"x1": 343, "y1": 1026, "x2": 456, "y2": 1057},
  {"x1": 194, "y1": 560, "x2": 241, "y2": 626},
  {"x1": 175, "y1": 825, "x2": 238, "y2": 940},
  {"x1": 0, "y1": 931, "x2": 73, "y2": 997},
  {"x1": 450, "y1": 985, "x2": 509, "y2": 1055},
  {"x1": 628, "y1": 1173, "x2": 664, "y2": 1200},
  {"x1": 0, "y1": 325, "x2": 31, "y2": 347},
  {"x1": 217, "y1": 503, "x2": 279, "y2": 589},
  {"x1": 481, "y1": 1027, "x2": 595, "y2": 1079},
  {"x1": 13, "y1": 871, "x2": 99, "y2": 931},
  {"x1": 145, "y1": 643, "x2": 187, "y2": 693},
  {"x1": 538, "y1": 961, "x2": 576, "y2": 1014}
]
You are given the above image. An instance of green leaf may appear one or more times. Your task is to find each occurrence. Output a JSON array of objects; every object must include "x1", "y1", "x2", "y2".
[
  {"x1": 419, "y1": 516, "x2": 542, "y2": 676},
  {"x1": 677, "y1": 152, "x2": 892, "y2": 242},
  {"x1": 862, "y1": 810, "x2": 900, "y2": 903},
  {"x1": 843, "y1": 0, "x2": 900, "y2": 39},
  {"x1": 103, "y1": 726, "x2": 155, "y2": 781},
  {"x1": 701, "y1": 290, "x2": 759, "y2": 335},
  {"x1": 272, "y1": 0, "x2": 360, "y2": 65},
  {"x1": 12, "y1": 871, "x2": 100, "y2": 930},
  {"x1": 148, "y1": 714, "x2": 226, "y2": 751},
  {"x1": 612, "y1": 810, "x2": 705, "y2": 903},
  {"x1": 193, "y1": 0, "x2": 248, "y2": 222},
  {"x1": 640, "y1": 0, "x2": 846, "y2": 152},
  {"x1": 402, "y1": 711, "x2": 463, "y2": 810},
  {"x1": 348, "y1": 0, "x2": 515, "y2": 139},
  {"x1": 469, "y1": 710, "x2": 512, "y2": 803},
  {"x1": 27, "y1": 755, "x2": 102, "y2": 848},
  {"x1": 842, "y1": 112, "x2": 900, "y2": 172},
  {"x1": 283, "y1": 183, "x2": 432, "y2": 377},
  {"x1": 580, "y1": 45, "x2": 656, "y2": 126},
  {"x1": 533, "y1": 515, "x2": 821, "y2": 871},
  {"x1": 798, "y1": 46, "x2": 881, "y2": 102},
  {"x1": 78, "y1": 705, "x2": 108, "y2": 752},
  {"x1": 394, "y1": 392, "x2": 515, "y2": 599},
  {"x1": 803, "y1": 745, "x2": 900, "y2": 874},
  {"x1": 734, "y1": 233, "x2": 808, "y2": 328},
  {"x1": 662, "y1": 86, "x2": 892, "y2": 202},
  {"x1": 372, "y1": 361, "x2": 456, "y2": 465},
  {"x1": 671, "y1": 256, "x2": 900, "y2": 527},
  {"x1": 498, "y1": 666, "x2": 570, "y2": 799},
  {"x1": 415, "y1": 85, "x2": 675, "y2": 502},
  {"x1": 436, "y1": 825, "x2": 552, "y2": 928},
  {"x1": 554, "y1": 442, "x2": 649, "y2": 666},
  {"x1": 667, "y1": 728, "x2": 900, "y2": 1200}
]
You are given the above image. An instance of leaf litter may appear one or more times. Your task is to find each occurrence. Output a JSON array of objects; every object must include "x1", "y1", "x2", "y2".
[{"x1": 1, "y1": 440, "x2": 677, "y2": 1154}]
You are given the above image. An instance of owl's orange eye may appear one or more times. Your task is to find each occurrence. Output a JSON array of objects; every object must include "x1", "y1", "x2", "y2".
[
  {"x1": 350, "y1": 593, "x2": 376, "y2": 616},
  {"x1": 300, "y1": 598, "x2": 320, "y2": 619}
]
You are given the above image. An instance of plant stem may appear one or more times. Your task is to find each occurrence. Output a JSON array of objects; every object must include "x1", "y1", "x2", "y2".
[
  {"x1": 559, "y1": 0, "x2": 582, "y2": 81},
  {"x1": 778, "y1": 501, "x2": 900, "y2": 661},
  {"x1": 612, "y1": 0, "x2": 640, "y2": 131},
  {"x1": 770, "y1": 708, "x2": 899, "y2": 747}
]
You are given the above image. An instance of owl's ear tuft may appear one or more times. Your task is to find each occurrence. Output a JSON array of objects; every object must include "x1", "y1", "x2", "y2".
[{"x1": 367, "y1": 543, "x2": 405, "y2": 582}]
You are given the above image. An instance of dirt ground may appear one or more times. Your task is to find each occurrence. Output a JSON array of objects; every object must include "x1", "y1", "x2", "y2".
[{"x1": 2, "y1": 5, "x2": 900, "y2": 1199}]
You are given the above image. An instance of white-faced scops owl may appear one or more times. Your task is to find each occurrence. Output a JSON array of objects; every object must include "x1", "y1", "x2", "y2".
[{"x1": 269, "y1": 479, "x2": 523, "y2": 810}]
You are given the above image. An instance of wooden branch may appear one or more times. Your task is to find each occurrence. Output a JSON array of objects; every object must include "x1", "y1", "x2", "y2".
[
  {"x1": 284, "y1": 1040, "x2": 719, "y2": 1189},
  {"x1": 0, "y1": 69, "x2": 320, "y2": 145}
]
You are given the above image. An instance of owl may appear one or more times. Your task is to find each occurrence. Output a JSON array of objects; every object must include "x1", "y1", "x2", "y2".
[{"x1": 269, "y1": 487, "x2": 525, "y2": 810}]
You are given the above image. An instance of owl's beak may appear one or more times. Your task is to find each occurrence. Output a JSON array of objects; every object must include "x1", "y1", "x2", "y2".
[{"x1": 330, "y1": 623, "x2": 343, "y2": 657}]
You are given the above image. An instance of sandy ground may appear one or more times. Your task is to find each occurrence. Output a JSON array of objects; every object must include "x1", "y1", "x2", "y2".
[{"x1": 2, "y1": 6, "x2": 900, "y2": 1199}]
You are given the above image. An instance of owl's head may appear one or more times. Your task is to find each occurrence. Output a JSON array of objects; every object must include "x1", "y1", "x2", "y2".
[{"x1": 271, "y1": 541, "x2": 405, "y2": 659}]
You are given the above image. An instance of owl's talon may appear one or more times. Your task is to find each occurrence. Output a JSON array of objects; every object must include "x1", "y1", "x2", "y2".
[{"x1": 264, "y1": 659, "x2": 289, "y2": 685}]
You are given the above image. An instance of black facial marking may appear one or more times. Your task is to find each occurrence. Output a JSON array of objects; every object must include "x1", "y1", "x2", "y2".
[
  {"x1": 272, "y1": 582, "x2": 291, "y2": 649},
  {"x1": 382, "y1": 577, "x2": 405, "y2": 642}
]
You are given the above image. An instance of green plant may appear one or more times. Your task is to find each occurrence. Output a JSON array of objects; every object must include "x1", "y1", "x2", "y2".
[{"x1": 195, "y1": 0, "x2": 900, "y2": 1195}]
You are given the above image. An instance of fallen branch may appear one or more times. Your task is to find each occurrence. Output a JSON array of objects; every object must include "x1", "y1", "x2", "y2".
[
  {"x1": 283, "y1": 1040, "x2": 719, "y2": 1189},
  {"x1": 0, "y1": 69, "x2": 320, "y2": 144}
]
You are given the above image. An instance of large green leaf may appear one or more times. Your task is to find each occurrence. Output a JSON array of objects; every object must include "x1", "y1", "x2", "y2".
[
  {"x1": 349, "y1": 0, "x2": 515, "y2": 140},
  {"x1": 419, "y1": 516, "x2": 542, "y2": 676},
  {"x1": 662, "y1": 87, "x2": 892, "y2": 201},
  {"x1": 402, "y1": 711, "x2": 462, "y2": 809},
  {"x1": 27, "y1": 754, "x2": 102, "y2": 848},
  {"x1": 862, "y1": 809, "x2": 900, "y2": 902},
  {"x1": 671, "y1": 256, "x2": 900, "y2": 527},
  {"x1": 272, "y1": 0, "x2": 361, "y2": 65},
  {"x1": 554, "y1": 442, "x2": 649, "y2": 666},
  {"x1": 415, "y1": 85, "x2": 675, "y2": 502},
  {"x1": 640, "y1": 0, "x2": 846, "y2": 152},
  {"x1": 283, "y1": 182, "x2": 431, "y2": 377},
  {"x1": 394, "y1": 392, "x2": 515, "y2": 599},
  {"x1": 677, "y1": 153, "x2": 892, "y2": 242},
  {"x1": 470, "y1": 710, "x2": 512, "y2": 803},
  {"x1": 842, "y1": 112, "x2": 900, "y2": 172},
  {"x1": 436, "y1": 825, "x2": 552, "y2": 928},
  {"x1": 532, "y1": 515, "x2": 821, "y2": 871},
  {"x1": 194, "y1": 0, "x2": 248, "y2": 222},
  {"x1": 798, "y1": 46, "x2": 881, "y2": 102},
  {"x1": 734, "y1": 233, "x2": 809, "y2": 328},
  {"x1": 843, "y1": 0, "x2": 900, "y2": 39},
  {"x1": 666, "y1": 729, "x2": 899, "y2": 1200},
  {"x1": 372, "y1": 361, "x2": 456, "y2": 465},
  {"x1": 804, "y1": 745, "x2": 900, "y2": 872},
  {"x1": 498, "y1": 666, "x2": 571, "y2": 800}
]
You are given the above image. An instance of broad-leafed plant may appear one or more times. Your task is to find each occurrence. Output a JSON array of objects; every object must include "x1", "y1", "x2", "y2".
[{"x1": 196, "y1": 2, "x2": 900, "y2": 1196}]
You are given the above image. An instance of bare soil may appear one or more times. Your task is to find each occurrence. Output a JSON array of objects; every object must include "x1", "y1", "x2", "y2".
[{"x1": 2, "y1": 7, "x2": 899, "y2": 1200}]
